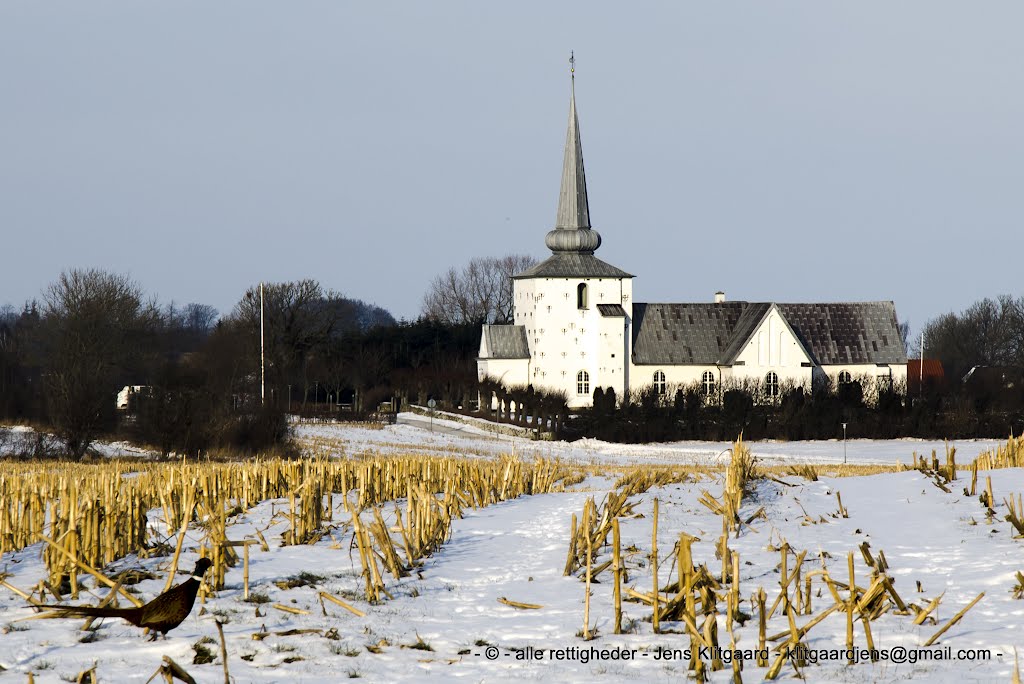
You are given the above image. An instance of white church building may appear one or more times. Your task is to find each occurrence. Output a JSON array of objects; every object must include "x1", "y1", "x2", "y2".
[{"x1": 478, "y1": 73, "x2": 908, "y2": 409}]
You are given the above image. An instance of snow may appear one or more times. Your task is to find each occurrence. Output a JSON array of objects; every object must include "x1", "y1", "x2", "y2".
[
  {"x1": 299, "y1": 412, "x2": 1003, "y2": 468},
  {"x1": 1, "y1": 419, "x2": 1021, "y2": 682},
  {"x1": 0, "y1": 425, "x2": 156, "y2": 459}
]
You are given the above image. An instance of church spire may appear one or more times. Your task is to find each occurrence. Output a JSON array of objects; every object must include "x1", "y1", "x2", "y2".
[
  {"x1": 555, "y1": 53, "x2": 590, "y2": 230},
  {"x1": 546, "y1": 53, "x2": 602, "y2": 254}
]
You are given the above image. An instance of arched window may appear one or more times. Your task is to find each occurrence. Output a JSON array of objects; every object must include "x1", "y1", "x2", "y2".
[
  {"x1": 577, "y1": 283, "x2": 588, "y2": 309},
  {"x1": 765, "y1": 371, "x2": 779, "y2": 398},
  {"x1": 576, "y1": 370, "x2": 590, "y2": 396},
  {"x1": 653, "y1": 370, "x2": 666, "y2": 395},
  {"x1": 838, "y1": 370, "x2": 852, "y2": 385},
  {"x1": 702, "y1": 371, "x2": 716, "y2": 396}
]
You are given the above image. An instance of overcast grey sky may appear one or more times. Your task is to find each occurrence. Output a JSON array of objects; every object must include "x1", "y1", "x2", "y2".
[{"x1": 2, "y1": 2, "x2": 1021, "y2": 334}]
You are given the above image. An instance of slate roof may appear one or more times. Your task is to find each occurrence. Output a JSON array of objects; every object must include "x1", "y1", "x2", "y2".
[
  {"x1": 718, "y1": 303, "x2": 773, "y2": 363},
  {"x1": 597, "y1": 304, "x2": 628, "y2": 317},
  {"x1": 480, "y1": 325, "x2": 530, "y2": 359},
  {"x1": 632, "y1": 301, "x2": 907, "y2": 366},
  {"x1": 776, "y1": 303, "x2": 907, "y2": 365},
  {"x1": 632, "y1": 303, "x2": 750, "y2": 365},
  {"x1": 514, "y1": 253, "x2": 633, "y2": 280}
]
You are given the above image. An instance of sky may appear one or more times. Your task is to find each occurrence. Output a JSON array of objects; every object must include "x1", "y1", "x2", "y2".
[{"x1": 1, "y1": 2, "x2": 1022, "y2": 335}]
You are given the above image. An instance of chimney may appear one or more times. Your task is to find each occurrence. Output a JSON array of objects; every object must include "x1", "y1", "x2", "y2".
[{"x1": 714, "y1": 291, "x2": 726, "y2": 304}]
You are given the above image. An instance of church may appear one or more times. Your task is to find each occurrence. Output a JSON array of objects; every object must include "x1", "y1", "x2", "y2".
[{"x1": 477, "y1": 71, "x2": 908, "y2": 409}]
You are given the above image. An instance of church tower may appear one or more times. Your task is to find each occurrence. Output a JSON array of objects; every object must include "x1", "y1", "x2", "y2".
[
  {"x1": 479, "y1": 58, "x2": 909, "y2": 411},
  {"x1": 509, "y1": 58, "x2": 634, "y2": 407}
]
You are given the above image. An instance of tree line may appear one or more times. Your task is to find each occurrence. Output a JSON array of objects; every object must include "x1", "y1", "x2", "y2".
[
  {"x1": 2, "y1": 258, "x2": 1021, "y2": 455},
  {"x1": 920, "y1": 295, "x2": 1024, "y2": 381},
  {"x1": 0, "y1": 269, "x2": 481, "y2": 459}
]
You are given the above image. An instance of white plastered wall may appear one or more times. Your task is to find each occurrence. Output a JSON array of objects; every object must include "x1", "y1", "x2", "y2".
[
  {"x1": 476, "y1": 358, "x2": 530, "y2": 388},
  {"x1": 513, "y1": 275, "x2": 633, "y2": 408},
  {"x1": 628, "y1": 364, "x2": 725, "y2": 398},
  {"x1": 730, "y1": 308, "x2": 814, "y2": 388}
]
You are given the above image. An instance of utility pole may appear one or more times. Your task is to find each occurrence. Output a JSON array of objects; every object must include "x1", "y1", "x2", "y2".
[
  {"x1": 919, "y1": 330, "x2": 925, "y2": 398},
  {"x1": 842, "y1": 422, "x2": 848, "y2": 464},
  {"x1": 260, "y1": 282, "x2": 265, "y2": 406}
]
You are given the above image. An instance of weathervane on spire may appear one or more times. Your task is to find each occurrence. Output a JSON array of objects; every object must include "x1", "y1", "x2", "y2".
[{"x1": 569, "y1": 51, "x2": 575, "y2": 78}]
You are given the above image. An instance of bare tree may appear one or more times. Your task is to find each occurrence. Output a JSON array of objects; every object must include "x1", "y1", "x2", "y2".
[
  {"x1": 233, "y1": 280, "x2": 345, "y2": 406},
  {"x1": 897, "y1": 320, "x2": 912, "y2": 356},
  {"x1": 921, "y1": 294, "x2": 1024, "y2": 380},
  {"x1": 42, "y1": 269, "x2": 155, "y2": 458},
  {"x1": 182, "y1": 303, "x2": 219, "y2": 333},
  {"x1": 421, "y1": 254, "x2": 538, "y2": 325},
  {"x1": 492, "y1": 254, "x2": 539, "y2": 323}
]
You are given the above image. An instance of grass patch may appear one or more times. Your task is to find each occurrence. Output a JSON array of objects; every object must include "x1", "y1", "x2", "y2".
[
  {"x1": 112, "y1": 568, "x2": 157, "y2": 585},
  {"x1": 207, "y1": 607, "x2": 234, "y2": 624},
  {"x1": 275, "y1": 571, "x2": 326, "y2": 590},
  {"x1": 330, "y1": 643, "x2": 362, "y2": 657},
  {"x1": 403, "y1": 634, "x2": 433, "y2": 652},
  {"x1": 787, "y1": 464, "x2": 819, "y2": 481},
  {"x1": 78, "y1": 628, "x2": 106, "y2": 644},
  {"x1": 244, "y1": 591, "x2": 272, "y2": 604},
  {"x1": 193, "y1": 637, "x2": 217, "y2": 665}
]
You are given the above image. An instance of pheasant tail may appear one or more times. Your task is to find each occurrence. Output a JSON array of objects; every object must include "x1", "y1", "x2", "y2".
[{"x1": 46, "y1": 605, "x2": 144, "y2": 622}]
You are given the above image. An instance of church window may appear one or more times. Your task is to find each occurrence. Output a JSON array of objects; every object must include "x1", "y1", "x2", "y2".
[
  {"x1": 653, "y1": 371, "x2": 667, "y2": 395},
  {"x1": 838, "y1": 370, "x2": 852, "y2": 385},
  {"x1": 577, "y1": 371, "x2": 590, "y2": 395},
  {"x1": 702, "y1": 371, "x2": 716, "y2": 396},
  {"x1": 577, "y1": 283, "x2": 588, "y2": 309},
  {"x1": 765, "y1": 372, "x2": 779, "y2": 398}
]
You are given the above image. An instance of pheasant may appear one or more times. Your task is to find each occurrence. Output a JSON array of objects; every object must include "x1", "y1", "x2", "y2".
[{"x1": 41, "y1": 558, "x2": 213, "y2": 639}]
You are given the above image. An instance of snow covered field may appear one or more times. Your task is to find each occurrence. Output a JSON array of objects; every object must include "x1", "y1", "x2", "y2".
[
  {"x1": 0, "y1": 419, "x2": 1021, "y2": 682},
  {"x1": 299, "y1": 412, "x2": 1004, "y2": 468}
]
